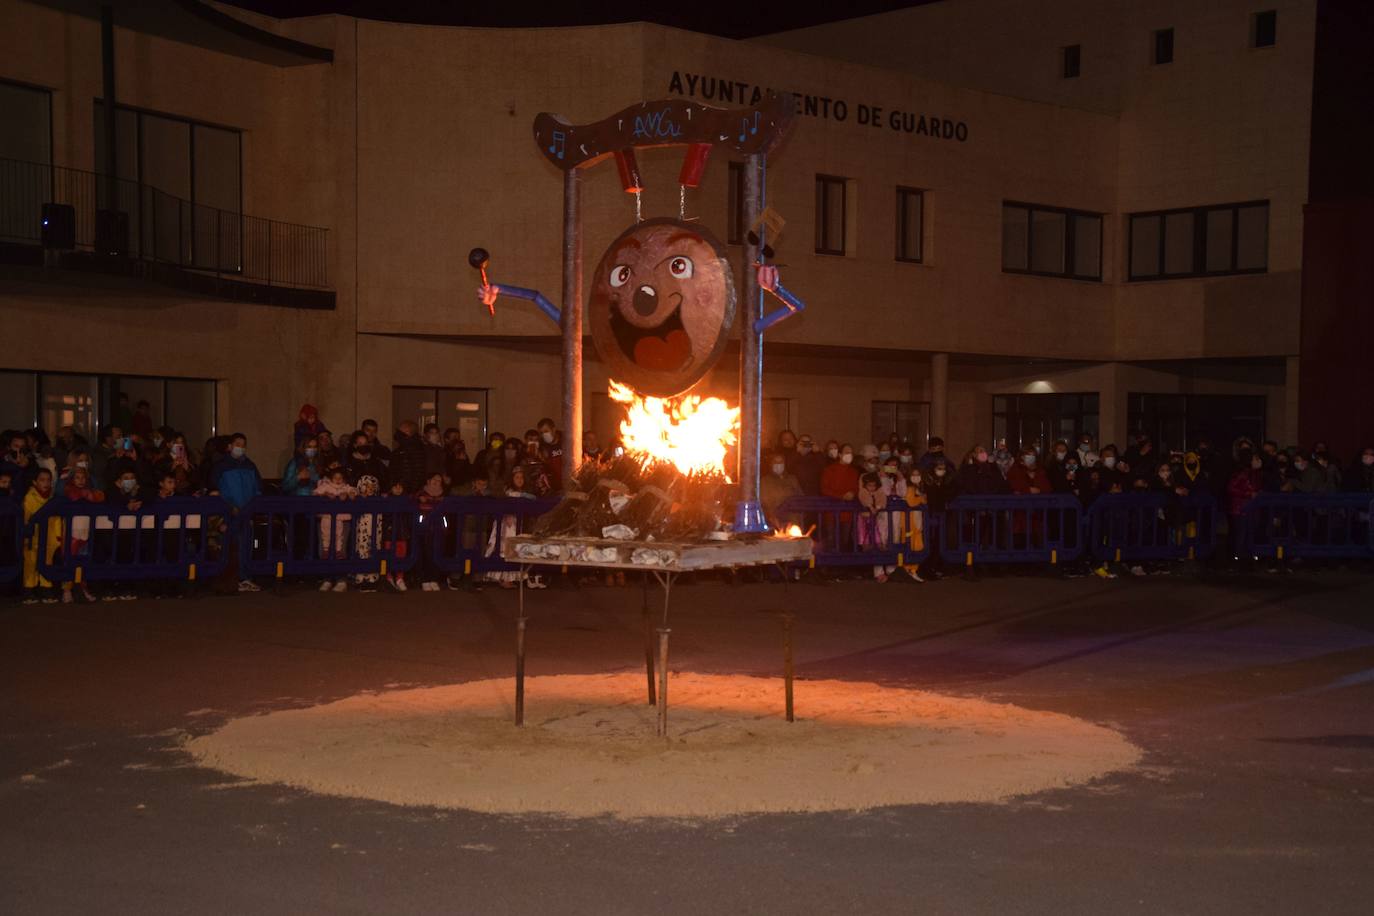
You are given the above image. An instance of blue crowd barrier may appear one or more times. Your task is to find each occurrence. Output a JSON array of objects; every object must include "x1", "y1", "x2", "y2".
[
  {"x1": 0, "y1": 499, "x2": 22, "y2": 583},
  {"x1": 1088, "y1": 492, "x2": 1220, "y2": 562},
  {"x1": 239, "y1": 495, "x2": 422, "y2": 579},
  {"x1": 29, "y1": 496, "x2": 232, "y2": 583},
  {"x1": 776, "y1": 495, "x2": 932, "y2": 569},
  {"x1": 1241, "y1": 492, "x2": 1374, "y2": 560},
  {"x1": 424, "y1": 495, "x2": 560, "y2": 576},
  {"x1": 940, "y1": 494, "x2": 1083, "y2": 565}
]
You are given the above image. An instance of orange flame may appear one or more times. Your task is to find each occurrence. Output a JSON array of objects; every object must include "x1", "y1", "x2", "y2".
[{"x1": 608, "y1": 380, "x2": 739, "y2": 478}]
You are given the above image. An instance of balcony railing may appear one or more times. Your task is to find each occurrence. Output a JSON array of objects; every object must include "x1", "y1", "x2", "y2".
[{"x1": 0, "y1": 157, "x2": 329, "y2": 290}]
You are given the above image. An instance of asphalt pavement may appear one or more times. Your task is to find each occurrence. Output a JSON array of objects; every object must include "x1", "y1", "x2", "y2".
[{"x1": 3, "y1": 567, "x2": 1373, "y2": 914}]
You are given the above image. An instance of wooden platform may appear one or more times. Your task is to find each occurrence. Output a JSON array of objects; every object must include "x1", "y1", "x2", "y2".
[{"x1": 502, "y1": 533, "x2": 813, "y2": 571}]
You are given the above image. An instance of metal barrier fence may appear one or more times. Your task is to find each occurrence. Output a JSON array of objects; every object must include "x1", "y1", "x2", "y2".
[
  {"x1": 29, "y1": 497, "x2": 231, "y2": 583},
  {"x1": 423, "y1": 496, "x2": 560, "y2": 576},
  {"x1": 239, "y1": 496, "x2": 420, "y2": 580},
  {"x1": 940, "y1": 495, "x2": 1084, "y2": 566},
  {"x1": 1241, "y1": 493, "x2": 1374, "y2": 560},
  {"x1": 7, "y1": 492, "x2": 1374, "y2": 586},
  {"x1": 0, "y1": 499, "x2": 22, "y2": 583},
  {"x1": 775, "y1": 496, "x2": 931, "y2": 569},
  {"x1": 1087, "y1": 493, "x2": 1220, "y2": 563}
]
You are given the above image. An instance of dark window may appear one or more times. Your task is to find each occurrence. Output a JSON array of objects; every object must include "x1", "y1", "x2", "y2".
[
  {"x1": 1253, "y1": 10, "x2": 1277, "y2": 48},
  {"x1": 1062, "y1": 44, "x2": 1081, "y2": 79},
  {"x1": 94, "y1": 100, "x2": 242, "y2": 270},
  {"x1": 1128, "y1": 201, "x2": 1269, "y2": 280},
  {"x1": 1127, "y1": 393, "x2": 1266, "y2": 453},
  {"x1": 1153, "y1": 27, "x2": 1174, "y2": 64},
  {"x1": 393, "y1": 386, "x2": 488, "y2": 449},
  {"x1": 0, "y1": 80, "x2": 54, "y2": 245},
  {"x1": 872, "y1": 401, "x2": 930, "y2": 447},
  {"x1": 992, "y1": 393, "x2": 1099, "y2": 455},
  {"x1": 727, "y1": 161, "x2": 745, "y2": 245},
  {"x1": 815, "y1": 174, "x2": 846, "y2": 255},
  {"x1": 895, "y1": 187, "x2": 923, "y2": 262},
  {"x1": 1001, "y1": 202, "x2": 1102, "y2": 280},
  {"x1": 0, "y1": 368, "x2": 216, "y2": 446}
]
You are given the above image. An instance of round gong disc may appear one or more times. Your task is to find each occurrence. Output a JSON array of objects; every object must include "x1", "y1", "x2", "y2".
[{"x1": 589, "y1": 218, "x2": 737, "y2": 398}]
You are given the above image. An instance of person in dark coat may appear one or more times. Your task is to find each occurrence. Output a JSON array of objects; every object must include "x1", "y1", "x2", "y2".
[
  {"x1": 344, "y1": 432, "x2": 389, "y2": 488},
  {"x1": 792, "y1": 434, "x2": 827, "y2": 496},
  {"x1": 958, "y1": 445, "x2": 1007, "y2": 495},
  {"x1": 422, "y1": 423, "x2": 447, "y2": 482},
  {"x1": 1345, "y1": 447, "x2": 1374, "y2": 493},
  {"x1": 390, "y1": 421, "x2": 428, "y2": 494}
]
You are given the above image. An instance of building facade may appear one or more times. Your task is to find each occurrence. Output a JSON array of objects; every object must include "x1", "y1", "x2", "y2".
[{"x1": 2, "y1": 0, "x2": 1356, "y2": 478}]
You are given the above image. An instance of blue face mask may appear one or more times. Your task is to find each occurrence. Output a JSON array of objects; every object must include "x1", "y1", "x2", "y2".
[
  {"x1": 119, "y1": 478, "x2": 136, "y2": 493},
  {"x1": 231, "y1": 446, "x2": 246, "y2": 459},
  {"x1": 305, "y1": 448, "x2": 318, "y2": 458}
]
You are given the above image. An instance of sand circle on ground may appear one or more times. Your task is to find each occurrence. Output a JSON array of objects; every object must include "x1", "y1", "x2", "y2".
[{"x1": 186, "y1": 673, "x2": 1139, "y2": 819}]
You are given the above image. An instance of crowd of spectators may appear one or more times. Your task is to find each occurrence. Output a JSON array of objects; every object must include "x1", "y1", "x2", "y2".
[{"x1": 4, "y1": 399, "x2": 1373, "y2": 602}]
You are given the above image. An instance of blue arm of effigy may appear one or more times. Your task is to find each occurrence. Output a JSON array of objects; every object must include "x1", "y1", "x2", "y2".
[{"x1": 753, "y1": 282, "x2": 806, "y2": 333}]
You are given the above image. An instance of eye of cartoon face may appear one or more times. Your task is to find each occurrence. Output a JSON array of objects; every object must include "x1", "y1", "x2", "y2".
[
  {"x1": 668, "y1": 256, "x2": 693, "y2": 279},
  {"x1": 609, "y1": 265, "x2": 631, "y2": 288}
]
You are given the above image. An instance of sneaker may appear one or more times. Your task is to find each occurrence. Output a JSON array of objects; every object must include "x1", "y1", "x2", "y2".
[
  {"x1": 61, "y1": 590, "x2": 74, "y2": 604},
  {"x1": 446, "y1": 577, "x2": 462, "y2": 590},
  {"x1": 102, "y1": 593, "x2": 119, "y2": 602},
  {"x1": 41, "y1": 593, "x2": 59, "y2": 604},
  {"x1": 319, "y1": 580, "x2": 333, "y2": 592},
  {"x1": 1092, "y1": 564, "x2": 1117, "y2": 580},
  {"x1": 21, "y1": 594, "x2": 38, "y2": 605},
  {"x1": 120, "y1": 592, "x2": 136, "y2": 601},
  {"x1": 1130, "y1": 565, "x2": 1147, "y2": 577},
  {"x1": 527, "y1": 576, "x2": 547, "y2": 590},
  {"x1": 425, "y1": 581, "x2": 439, "y2": 592},
  {"x1": 905, "y1": 568, "x2": 925, "y2": 583},
  {"x1": 391, "y1": 576, "x2": 408, "y2": 593},
  {"x1": 81, "y1": 588, "x2": 97, "y2": 603},
  {"x1": 238, "y1": 580, "x2": 262, "y2": 593},
  {"x1": 332, "y1": 579, "x2": 347, "y2": 592}
]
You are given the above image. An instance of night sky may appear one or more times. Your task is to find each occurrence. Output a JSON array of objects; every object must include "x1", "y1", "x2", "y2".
[{"x1": 221, "y1": 0, "x2": 938, "y2": 40}]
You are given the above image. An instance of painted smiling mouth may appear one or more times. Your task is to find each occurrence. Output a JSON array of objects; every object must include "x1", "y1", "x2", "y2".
[{"x1": 610, "y1": 293, "x2": 692, "y2": 372}]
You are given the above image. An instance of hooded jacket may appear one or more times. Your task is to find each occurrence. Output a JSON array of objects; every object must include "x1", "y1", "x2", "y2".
[{"x1": 211, "y1": 453, "x2": 262, "y2": 510}]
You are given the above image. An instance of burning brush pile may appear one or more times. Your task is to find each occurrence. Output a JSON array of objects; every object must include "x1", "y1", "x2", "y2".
[{"x1": 530, "y1": 381, "x2": 740, "y2": 544}]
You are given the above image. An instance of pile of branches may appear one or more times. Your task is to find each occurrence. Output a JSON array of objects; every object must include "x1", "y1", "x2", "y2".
[{"x1": 531, "y1": 453, "x2": 727, "y2": 542}]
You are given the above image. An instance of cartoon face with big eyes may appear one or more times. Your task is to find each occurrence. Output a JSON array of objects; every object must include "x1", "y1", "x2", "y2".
[{"x1": 589, "y1": 218, "x2": 737, "y2": 398}]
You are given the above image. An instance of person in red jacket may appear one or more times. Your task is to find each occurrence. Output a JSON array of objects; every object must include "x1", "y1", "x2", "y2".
[
  {"x1": 1006, "y1": 448, "x2": 1052, "y2": 547},
  {"x1": 1226, "y1": 449, "x2": 1264, "y2": 563},
  {"x1": 819, "y1": 443, "x2": 861, "y2": 559}
]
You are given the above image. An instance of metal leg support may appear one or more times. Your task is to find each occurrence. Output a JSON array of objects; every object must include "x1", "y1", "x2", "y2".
[{"x1": 782, "y1": 612, "x2": 795, "y2": 723}]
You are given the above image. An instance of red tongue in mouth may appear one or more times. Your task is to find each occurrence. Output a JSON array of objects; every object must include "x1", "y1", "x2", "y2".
[{"x1": 633, "y1": 330, "x2": 692, "y2": 371}]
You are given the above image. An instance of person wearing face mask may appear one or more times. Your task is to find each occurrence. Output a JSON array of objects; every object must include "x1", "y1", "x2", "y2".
[
  {"x1": 1177, "y1": 451, "x2": 1207, "y2": 496},
  {"x1": 421, "y1": 423, "x2": 447, "y2": 483},
  {"x1": 359, "y1": 419, "x2": 392, "y2": 466},
  {"x1": 959, "y1": 445, "x2": 1007, "y2": 495},
  {"x1": 1046, "y1": 439, "x2": 1072, "y2": 475},
  {"x1": 1225, "y1": 450, "x2": 1264, "y2": 564},
  {"x1": 1077, "y1": 434, "x2": 1095, "y2": 464},
  {"x1": 917, "y1": 436, "x2": 947, "y2": 474},
  {"x1": 921, "y1": 459, "x2": 960, "y2": 580},
  {"x1": 793, "y1": 434, "x2": 826, "y2": 496},
  {"x1": 1291, "y1": 451, "x2": 1332, "y2": 494},
  {"x1": 903, "y1": 466, "x2": 928, "y2": 580},
  {"x1": 761, "y1": 451, "x2": 803, "y2": 532},
  {"x1": 21, "y1": 469, "x2": 65, "y2": 604},
  {"x1": 856, "y1": 472, "x2": 897, "y2": 582},
  {"x1": 211, "y1": 434, "x2": 264, "y2": 594},
  {"x1": 390, "y1": 420, "x2": 428, "y2": 495},
  {"x1": 1008, "y1": 449, "x2": 1051, "y2": 496},
  {"x1": 282, "y1": 437, "x2": 322, "y2": 497},
  {"x1": 446, "y1": 436, "x2": 473, "y2": 491},
  {"x1": 1345, "y1": 447, "x2": 1374, "y2": 493},
  {"x1": 582, "y1": 430, "x2": 601, "y2": 465},
  {"x1": 821, "y1": 443, "x2": 861, "y2": 501},
  {"x1": 1097, "y1": 445, "x2": 1127, "y2": 494},
  {"x1": 345, "y1": 432, "x2": 389, "y2": 488},
  {"x1": 414, "y1": 472, "x2": 449, "y2": 591},
  {"x1": 1050, "y1": 451, "x2": 1080, "y2": 496},
  {"x1": 858, "y1": 443, "x2": 881, "y2": 474},
  {"x1": 473, "y1": 431, "x2": 505, "y2": 476},
  {"x1": 537, "y1": 417, "x2": 564, "y2": 490}
]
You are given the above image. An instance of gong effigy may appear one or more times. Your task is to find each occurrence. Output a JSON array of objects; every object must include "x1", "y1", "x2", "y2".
[{"x1": 588, "y1": 217, "x2": 736, "y2": 397}]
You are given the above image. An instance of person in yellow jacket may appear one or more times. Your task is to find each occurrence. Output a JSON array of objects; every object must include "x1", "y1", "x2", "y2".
[
  {"x1": 22, "y1": 468, "x2": 63, "y2": 604},
  {"x1": 903, "y1": 467, "x2": 927, "y2": 582}
]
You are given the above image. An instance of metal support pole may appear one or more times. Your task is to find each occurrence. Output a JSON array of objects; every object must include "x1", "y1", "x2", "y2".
[
  {"x1": 560, "y1": 169, "x2": 584, "y2": 488},
  {"x1": 100, "y1": 4, "x2": 118, "y2": 213},
  {"x1": 515, "y1": 569, "x2": 527, "y2": 726},
  {"x1": 656, "y1": 627, "x2": 671, "y2": 738},
  {"x1": 642, "y1": 587, "x2": 657, "y2": 706},
  {"x1": 734, "y1": 153, "x2": 766, "y2": 532},
  {"x1": 782, "y1": 612, "x2": 795, "y2": 723}
]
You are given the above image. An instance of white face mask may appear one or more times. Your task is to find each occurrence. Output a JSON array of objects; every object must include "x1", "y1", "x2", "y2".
[
  {"x1": 1103, "y1": 456, "x2": 1117, "y2": 468},
  {"x1": 541, "y1": 431, "x2": 554, "y2": 444},
  {"x1": 1363, "y1": 455, "x2": 1374, "y2": 467},
  {"x1": 1022, "y1": 455, "x2": 1036, "y2": 467},
  {"x1": 910, "y1": 473, "x2": 921, "y2": 484},
  {"x1": 840, "y1": 453, "x2": 853, "y2": 465},
  {"x1": 772, "y1": 463, "x2": 786, "y2": 475},
  {"x1": 934, "y1": 467, "x2": 946, "y2": 477}
]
